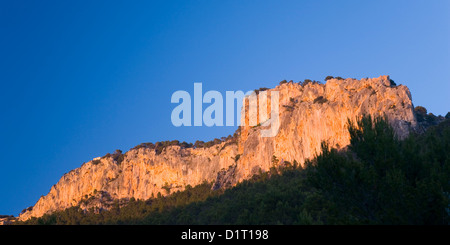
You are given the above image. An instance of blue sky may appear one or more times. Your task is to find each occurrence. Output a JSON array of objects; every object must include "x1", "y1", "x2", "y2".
[{"x1": 0, "y1": 0, "x2": 449, "y2": 215}]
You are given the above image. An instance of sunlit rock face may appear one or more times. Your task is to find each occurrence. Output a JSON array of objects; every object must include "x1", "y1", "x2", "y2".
[
  {"x1": 19, "y1": 143, "x2": 238, "y2": 220},
  {"x1": 19, "y1": 75, "x2": 418, "y2": 221},
  {"x1": 235, "y1": 75, "x2": 416, "y2": 183}
]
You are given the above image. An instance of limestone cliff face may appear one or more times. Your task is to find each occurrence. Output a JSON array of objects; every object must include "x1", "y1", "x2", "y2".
[
  {"x1": 19, "y1": 143, "x2": 238, "y2": 220},
  {"x1": 233, "y1": 76, "x2": 417, "y2": 184},
  {"x1": 19, "y1": 75, "x2": 418, "y2": 220}
]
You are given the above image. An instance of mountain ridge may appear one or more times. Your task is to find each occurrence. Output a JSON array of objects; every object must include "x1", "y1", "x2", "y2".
[{"x1": 18, "y1": 75, "x2": 422, "y2": 221}]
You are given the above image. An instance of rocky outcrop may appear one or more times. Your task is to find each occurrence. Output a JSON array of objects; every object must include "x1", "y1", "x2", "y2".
[
  {"x1": 19, "y1": 75, "x2": 419, "y2": 220},
  {"x1": 231, "y1": 75, "x2": 417, "y2": 185}
]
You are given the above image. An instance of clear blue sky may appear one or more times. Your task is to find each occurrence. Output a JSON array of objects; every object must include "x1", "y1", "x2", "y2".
[{"x1": 1, "y1": 0, "x2": 449, "y2": 215}]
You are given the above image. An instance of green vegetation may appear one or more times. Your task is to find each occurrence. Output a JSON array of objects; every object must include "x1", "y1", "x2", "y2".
[
  {"x1": 282, "y1": 105, "x2": 295, "y2": 111},
  {"x1": 313, "y1": 96, "x2": 328, "y2": 104},
  {"x1": 131, "y1": 135, "x2": 237, "y2": 155},
  {"x1": 91, "y1": 159, "x2": 101, "y2": 165},
  {"x1": 309, "y1": 116, "x2": 450, "y2": 224},
  {"x1": 162, "y1": 183, "x2": 172, "y2": 195},
  {"x1": 302, "y1": 79, "x2": 312, "y2": 86},
  {"x1": 389, "y1": 79, "x2": 397, "y2": 86},
  {"x1": 414, "y1": 106, "x2": 446, "y2": 127},
  {"x1": 103, "y1": 149, "x2": 124, "y2": 164},
  {"x1": 300, "y1": 79, "x2": 322, "y2": 86},
  {"x1": 253, "y1": 87, "x2": 269, "y2": 94},
  {"x1": 325, "y1": 76, "x2": 334, "y2": 81},
  {"x1": 271, "y1": 155, "x2": 279, "y2": 165},
  {"x1": 234, "y1": 154, "x2": 241, "y2": 162},
  {"x1": 18, "y1": 116, "x2": 450, "y2": 225}
]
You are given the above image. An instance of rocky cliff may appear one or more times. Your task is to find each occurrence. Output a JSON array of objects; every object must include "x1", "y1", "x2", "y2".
[{"x1": 19, "y1": 75, "x2": 419, "y2": 220}]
